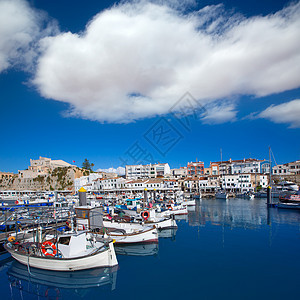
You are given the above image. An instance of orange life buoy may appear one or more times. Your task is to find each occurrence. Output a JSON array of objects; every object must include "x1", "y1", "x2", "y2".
[
  {"x1": 8, "y1": 236, "x2": 16, "y2": 243},
  {"x1": 141, "y1": 211, "x2": 149, "y2": 220},
  {"x1": 41, "y1": 241, "x2": 57, "y2": 257}
]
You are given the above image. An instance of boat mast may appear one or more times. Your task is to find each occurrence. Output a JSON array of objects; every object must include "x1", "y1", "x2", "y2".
[
  {"x1": 269, "y1": 146, "x2": 272, "y2": 204},
  {"x1": 268, "y1": 147, "x2": 272, "y2": 187},
  {"x1": 220, "y1": 148, "x2": 223, "y2": 191}
]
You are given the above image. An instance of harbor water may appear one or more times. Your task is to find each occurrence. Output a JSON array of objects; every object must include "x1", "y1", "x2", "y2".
[{"x1": 0, "y1": 198, "x2": 299, "y2": 300}]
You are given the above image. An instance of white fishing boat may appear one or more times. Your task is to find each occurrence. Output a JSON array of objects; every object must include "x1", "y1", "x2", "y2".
[
  {"x1": 140, "y1": 210, "x2": 178, "y2": 229},
  {"x1": 215, "y1": 190, "x2": 228, "y2": 199},
  {"x1": 4, "y1": 231, "x2": 118, "y2": 271},
  {"x1": 182, "y1": 199, "x2": 196, "y2": 206},
  {"x1": 104, "y1": 210, "x2": 177, "y2": 230},
  {"x1": 156, "y1": 205, "x2": 187, "y2": 218},
  {"x1": 100, "y1": 222, "x2": 158, "y2": 244},
  {"x1": 236, "y1": 192, "x2": 255, "y2": 200}
]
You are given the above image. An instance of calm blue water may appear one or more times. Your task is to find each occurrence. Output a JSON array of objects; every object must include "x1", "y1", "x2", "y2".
[{"x1": 0, "y1": 198, "x2": 299, "y2": 300}]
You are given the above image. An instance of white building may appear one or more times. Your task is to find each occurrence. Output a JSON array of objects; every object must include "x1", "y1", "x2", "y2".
[
  {"x1": 164, "y1": 179, "x2": 180, "y2": 190},
  {"x1": 221, "y1": 173, "x2": 268, "y2": 192},
  {"x1": 94, "y1": 177, "x2": 126, "y2": 191},
  {"x1": 125, "y1": 163, "x2": 171, "y2": 179},
  {"x1": 74, "y1": 173, "x2": 103, "y2": 192},
  {"x1": 171, "y1": 167, "x2": 187, "y2": 179},
  {"x1": 125, "y1": 180, "x2": 147, "y2": 191},
  {"x1": 216, "y1": 158, "x2": 264, "y2": 175},
  {"x1": 124, "y1": 179, "x2": 165, "y2": 191},
  {"x1": 198, "y1": 176, "x2": 220, "y2": 192},
  {"x1": 145, "y1": 179, "x2": 165, "y2": 190},
  {"x1": 184, "y1": 177, "x2": 200, "y2": 193},
  {"x1": 272, "y1": 160, "x2": 300, "y2": 175}
]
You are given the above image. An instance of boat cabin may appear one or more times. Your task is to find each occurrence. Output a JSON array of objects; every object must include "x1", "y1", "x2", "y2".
[{"x1": 57, "y1": 231, "x2": 88, "y2": 257}]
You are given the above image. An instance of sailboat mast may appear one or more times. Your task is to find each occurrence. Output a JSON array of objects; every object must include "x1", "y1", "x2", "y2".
[
  {"x1": 268, "y1": 146, "x2": 272, "y2": 204},
  {"x1": 268, "y1": 147, "x2": 272, "y2": 188}
]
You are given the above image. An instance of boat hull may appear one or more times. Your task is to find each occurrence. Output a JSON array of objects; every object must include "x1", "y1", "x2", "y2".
[
  {"x1": 215, "y1": 193, "x2": 228, "y2": 199},
  {"x1": 277, "y1": 203, "x2": 300, "y2": 210},
  {"x1": 101, "y1": 227, "x2": 158, "y2": 244},
  {"x1": 5, "y1": 242, "x2": 118, "y2": 271},
  {"x1": 157, "y1": 207, "x2": 187, "y2": 218}
]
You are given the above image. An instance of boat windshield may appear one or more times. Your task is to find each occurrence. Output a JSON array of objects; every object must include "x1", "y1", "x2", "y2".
[{"x1": 58, "y1": 236, "x2": 71, "y2": 245}]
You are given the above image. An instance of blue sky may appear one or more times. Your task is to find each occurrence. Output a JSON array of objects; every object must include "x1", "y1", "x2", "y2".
[{"x1": 0, "y1": 0, "x2": 299, "y2": 173}]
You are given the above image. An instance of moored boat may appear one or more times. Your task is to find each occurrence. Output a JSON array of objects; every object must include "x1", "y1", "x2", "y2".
[
  {"x1": 279, "y1": 191, "x2": 300, "y2": 203},
  {"x1": 215, "y1": 190, "x2": 228, "y2": 199},
  {"x1": 4, "y1": 231, "x2": 118, "y2": 271},
  {"x1": 98, "y1": 223, "x2": 158, "y2": 244},
  {"x1": 277, "y1": 202, "x2": 300, "y2": 210}
]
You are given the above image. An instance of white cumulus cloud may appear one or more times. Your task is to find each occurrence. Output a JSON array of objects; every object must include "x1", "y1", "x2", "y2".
[
  {"x1": 97, "y1": 167, "x2": 125, "y2": 175},
  {"x1": 258, "y1": 99, "x2": 300, "y2": 128},
  {"x1": 0, "y1": 0, "x2": 57, "y2": 73},
  {"x1": 31, "y1": 1, "x2": 300, "y2": 124}
]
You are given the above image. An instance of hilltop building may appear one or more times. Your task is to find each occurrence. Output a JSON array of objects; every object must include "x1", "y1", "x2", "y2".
[
  {"x1": 1, "y1": 156, "x2": 84, "y2": 191},
  {"x1": 0, "y1": 171, "x2": 16, "y2": 180},
  {"x1": 18, "y1": 156, "x2": 74, "y2": 179}
]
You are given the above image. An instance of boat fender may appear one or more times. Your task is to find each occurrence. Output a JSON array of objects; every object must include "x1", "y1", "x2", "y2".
[{"x1": 41, "y1": 241, "x2": 57, "y2": 257}]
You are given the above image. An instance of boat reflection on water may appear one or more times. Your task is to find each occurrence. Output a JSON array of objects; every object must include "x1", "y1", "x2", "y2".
[
  {"x1": 175, "y1": 214, "x2": 188, "y2": 222},
  {"x1": 157, "y1": 228, "x2": 177, "y2": 239},
  {"x1": 115, "y1": 243, "x2": 159, "y2": 256},
  {"x1": 7, "y1": 260, "x2": 118, "y2": 298},
  {"x1": 189, "y1": 198, "x2": 300, "y2": 228}
]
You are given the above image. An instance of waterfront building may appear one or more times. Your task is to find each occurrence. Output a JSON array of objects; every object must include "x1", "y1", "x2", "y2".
[
  {"x1": 184, "y1": 177, "x2": 200, "y2": 193},
  {"x1": 212, "y1": 158, "x2": 265, "y2": 175},
  {"x1": 163, "y1": 179, "x2": 180, "y2": 190},
  {"x1": 198, "y1": 176, "x2": 220, "y2": 193},
  {"x1": 125, "y1": 163, "x2": 170, "y2": 179},
  {"x1": 171, "y1": 167, "x2": 187, "y2": 179},
  {"x1": 93, "y1": 177, "x2": 126, "y2": 192},
  {"x1": 272, "y1": 160, "x2": 300, "y2": 175},
  {"x1": 145, "y1": 179, "x2": 165, "y2": 190},
  {"x1": 210, "y1": 162, "x2": 220, "y2": 175},
  {"x1": 187, "y1": 161, "x2": 204, "y2": 176},
  {"x1": 260, "y1": 161, "x2": 270, "y2": 174},
  {"x1": 124, "y1": 179, "x2": 147, "y2": 191},
  {"x1": 251, "y1": 174, "x2": 268, "y2": 189},
  {"x1": 221, "y1": 173, "x2": 268, "y2": 192}
]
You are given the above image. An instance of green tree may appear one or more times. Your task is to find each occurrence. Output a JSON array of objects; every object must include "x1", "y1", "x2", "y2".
[{"x1": 82, "y1": 159, "x2": 94, "y2": 171}]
